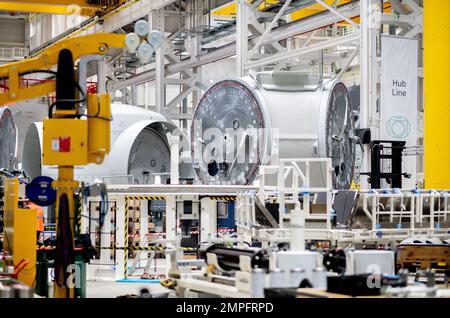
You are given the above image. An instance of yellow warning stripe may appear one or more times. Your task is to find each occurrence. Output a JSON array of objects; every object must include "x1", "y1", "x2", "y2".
[
  {"x1": 122, "y1": 195, "x2": 175, "y2": 278},
  {"x1": 208, "y1": 196, "x2": 237, "y2": 201},
  {"x1": 125, "y1": 196, "x2": 166, "y2": 201},
  {"x1": 77, "y1": 196, "x2": 82, "y2": 235}
]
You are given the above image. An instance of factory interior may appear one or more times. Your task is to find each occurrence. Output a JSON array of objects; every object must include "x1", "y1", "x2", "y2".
[{"x1": 0, "y1": 0, "x2": 449, "y2": 302}]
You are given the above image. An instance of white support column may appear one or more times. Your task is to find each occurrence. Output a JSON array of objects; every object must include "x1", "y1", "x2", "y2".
[
  {"x1": 140, "y1": 200, "x2": 149, "y2": 243},
  {"x1": 251, "y1": 196, "x2": 256, "y2": 230},
  {"x1": 371, "y1": 194, "x2": 377, "y2": 232},
  {"x1": 87, "y1": 202, "x2": 96, "y2": 248},
  {"x1": 360, "y1": 0, "x2": 379, "y2": 190},
  {"x1": 151, "y1": 9, "x2": 165, "y2": 113},
  {"x1": 170, "y1": 135, "x2": 180, "y2": 185},
  {"x1": 245, "y1": 196, "x2": 251, "y2": 229},
  {"x1": 191, "y1": 66, "x2": 201, "y2": 116},
  {"x1": 143, "y1": 82, "x2": 149, "y2": 109},
  {"x1": 278, "y1": 162, "x2": 286, "y2": 228},
  {"x1": 200, "y1": 197, "x2": 217, "y2": 243},
  {"x1": 97, "y1": 57, "x2": 107, "y2": 94},
  {"x1": 165, "y1": 195, "x2": 177, "y2": 243},
  {"x1": 122, "y1": 88, "x2": 127, "y2": 104},
  {"x1": 100, "y1": 201, "x2": 112, "y2": 264},
  {"x1": 236, "y1": 0, "x2": 248, "y2": 77},
  {"x1": 114, "y1": 195, "x2": 126, "y2": 280},
  {"x1": 304, "y1": 161, "x2": 310, "y2": 217},
  {"x1": 80, "y1": 198, "x2": 88, "y2": 235},
  {"x1": 290, "y1": 203, "x2": 305, "y2": 252},
  {"x1": 259, "y1": 168, "x2": 265, "y2": 204},
  {"x1": 131, "y1": 85, "x2": 138, "y2": 106},
  {"x1": 326, "y1": 159, "x2": 333, "y2": 230}
]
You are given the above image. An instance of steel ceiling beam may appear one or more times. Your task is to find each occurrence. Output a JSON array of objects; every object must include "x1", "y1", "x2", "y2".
[
  {"x1": 245, "y1": 32, "x2": 359, "y2": 70},
  {"x1": 113, "y1": 1, "x2": 360, "y2": 90}
]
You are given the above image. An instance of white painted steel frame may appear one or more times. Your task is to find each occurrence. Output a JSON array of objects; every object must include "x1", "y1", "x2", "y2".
[{"x1": 91, "y1": 184, "x2": 257, "y2": 279}]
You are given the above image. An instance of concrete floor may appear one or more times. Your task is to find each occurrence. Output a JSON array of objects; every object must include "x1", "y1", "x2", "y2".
[
  {"x1": 86, "y1": 258, "x2": 172, "y2": 298},
  {"x1": 86, "y1": 280, "x2": 172, "y2": 298}
]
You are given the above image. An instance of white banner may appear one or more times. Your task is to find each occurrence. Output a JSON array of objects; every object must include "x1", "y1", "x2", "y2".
[{"x1": 380, "y1": 36, "x2": 418, "y2": 188}]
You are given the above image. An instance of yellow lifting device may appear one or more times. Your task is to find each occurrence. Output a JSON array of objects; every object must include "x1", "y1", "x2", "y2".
[
  {"x1": 0, "y1": 32, "x2": 127, "y2": 298},
  {"x1": 0, "y1": 0, "x2": 127, "y2": 16},
  {"x1": 2, "y1": 178, "x2": 36, "y2": 287}
]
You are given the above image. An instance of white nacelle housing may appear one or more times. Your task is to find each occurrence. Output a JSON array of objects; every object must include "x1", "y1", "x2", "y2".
[
  {"x1": 191, "y1": 72, "x2": 356, "y2": 189},
  {"x1": 22, "y1": 104, "x2": 193, "y2": 184}
]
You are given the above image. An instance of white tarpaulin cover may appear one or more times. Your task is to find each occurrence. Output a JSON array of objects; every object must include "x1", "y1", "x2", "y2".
[{"x1": 380, "y1": 35, "x2": 419, "y2": 188}]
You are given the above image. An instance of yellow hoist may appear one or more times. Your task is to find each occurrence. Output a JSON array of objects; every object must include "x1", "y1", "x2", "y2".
[{"x1": 0, "y1": 21, "x2": 163, "y2": 298}]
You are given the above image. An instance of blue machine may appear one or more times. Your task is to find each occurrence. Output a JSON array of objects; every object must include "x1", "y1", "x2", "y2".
[
  {"x1": 25, "y1": 176, "x2": 56, "y2": 207},
  {"x1": 217, "y1": 201, "x2": 235, "y2": 230}
]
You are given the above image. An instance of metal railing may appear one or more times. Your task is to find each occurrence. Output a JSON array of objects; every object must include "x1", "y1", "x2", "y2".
[
  {"x1": 361, "y1": 189, "x2": 450, "y2": 234},
  {"x1": 0, "y1": 47, "x2": 28, "y2": 61},
  {"x1": 259, "y1": 158, "x2": 333, "y2": 227}
]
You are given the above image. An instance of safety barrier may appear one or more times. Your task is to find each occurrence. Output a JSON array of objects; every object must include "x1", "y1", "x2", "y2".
[{"x1": 123, "y1": 196, "x2": 168, "y2": 279}]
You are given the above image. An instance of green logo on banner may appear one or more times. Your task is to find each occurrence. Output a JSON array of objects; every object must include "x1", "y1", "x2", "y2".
[{"x1": 386, "y1": 116, "x2": 411, "y2": 139}]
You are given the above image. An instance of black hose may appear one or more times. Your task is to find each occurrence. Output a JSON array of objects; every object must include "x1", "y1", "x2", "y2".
[{"x1": 54, "y1": 193, "x2": 75, "y2": 296}]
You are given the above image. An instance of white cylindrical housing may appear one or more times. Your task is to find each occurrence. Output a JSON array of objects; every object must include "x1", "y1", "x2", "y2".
[
  {"x1": 191, "y1": 72, "x2": 355, "y2": 189},
  {"x1": 22, "y1": 104, "x2": 193, "y2": 184}
]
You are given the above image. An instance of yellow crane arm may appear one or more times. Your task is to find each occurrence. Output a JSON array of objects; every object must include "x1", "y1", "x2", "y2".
[
  {"x1": 0, "y1": 0, "x2": 127, "y2": 16},
  {"x1": 0, "y1": 33, "x2": 126, "y2": 105}
]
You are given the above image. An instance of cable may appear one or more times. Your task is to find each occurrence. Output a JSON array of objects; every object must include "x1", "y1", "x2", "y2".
[
  {"x1": 48, "y1": 84, "x2": 112, "y2": 122},
  {"x1": 80, "y1": 113, "x2": 112, "y2": 122},
  {"x1": 48, "y1": 98, "x2": 85, "y2": 118},
  {"x1": 46, "y1": 78, "x2": 111, "y2": 121},
  {"x1": 48, "y1": 82, "x2": 86, "y2": 118},
  {"x1": 79, "y1": 94, "x2": 113, "y2": 122}
]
